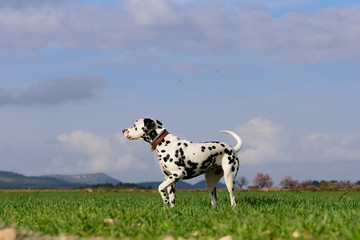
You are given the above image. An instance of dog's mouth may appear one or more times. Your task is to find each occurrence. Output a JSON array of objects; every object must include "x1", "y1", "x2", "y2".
[
  {"x1": 123, "y1": 130, "x2": 140, "y2": 140},
  {"x1": 122, "y1": 129, "x2": 132, "y2": 140}
]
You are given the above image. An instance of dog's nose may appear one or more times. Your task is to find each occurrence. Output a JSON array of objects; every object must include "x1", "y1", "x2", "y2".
[{"x1": 122, "y1": 129, "x2": 126, "y2": 133}]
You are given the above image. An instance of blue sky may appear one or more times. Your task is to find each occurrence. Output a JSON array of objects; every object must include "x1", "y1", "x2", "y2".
[{"x1": 1, "y1": 0, "x2": 360, "y2": 186}]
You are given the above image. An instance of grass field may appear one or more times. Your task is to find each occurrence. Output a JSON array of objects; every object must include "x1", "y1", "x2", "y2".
[{"x1": 1, "y1": 190, "x2": 360, "y2": 240}]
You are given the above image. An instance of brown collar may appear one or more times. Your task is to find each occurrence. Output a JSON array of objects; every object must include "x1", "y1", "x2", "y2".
[{"x1": 151, "y1": 130, "x2": 169, "y2": 150}]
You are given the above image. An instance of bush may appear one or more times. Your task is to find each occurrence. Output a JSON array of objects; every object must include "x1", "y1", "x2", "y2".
[
  {"x1": 305, "y1": 185, "x2": 319, "y2": 191},
  {"x1": 299, "y1": 180, "x2": 313, "y2": 189},
  {"x1": 327, "y1": 185, "x2": 339, "y2": 191},
  {"x1": 252, "y1": 173, "x2": 273, "y2": 189},
  {"x1": 247, "y1": 186, "x2": 260, "y2": 191},
  {"x1": 279, "y1": 176, "x2": 299, "y2": 189},
  {"x1": 336, "y1": 180, "x2": 355, "y2": 190}
]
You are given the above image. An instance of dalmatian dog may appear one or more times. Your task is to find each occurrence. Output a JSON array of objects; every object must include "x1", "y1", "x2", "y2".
[{"x1": 123, "y1": 118, "x2": 243, "y2": 207}]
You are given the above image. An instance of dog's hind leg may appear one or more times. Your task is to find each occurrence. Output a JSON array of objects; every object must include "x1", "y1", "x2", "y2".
[
  {"x1": 222, "y1": 154, "x2": 239, "y2": 207},
  {"x1": 205, "y1": 166, "x2": 224, "y2": 207}
]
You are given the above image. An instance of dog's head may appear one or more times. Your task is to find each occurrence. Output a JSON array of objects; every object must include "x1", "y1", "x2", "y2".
[{"x1": 123, "y1": 118, "x2": 163, "y2": 143}]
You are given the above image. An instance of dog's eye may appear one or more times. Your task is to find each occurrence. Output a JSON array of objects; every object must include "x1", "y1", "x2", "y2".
[{"x1": 135, "y1": 127, "x2": 137, "y2": 131}]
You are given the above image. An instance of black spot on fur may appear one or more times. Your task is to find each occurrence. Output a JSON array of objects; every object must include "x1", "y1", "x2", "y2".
[
  {"x1": 158, "y1": 139, "x2": 165, "y2": 147},
  {"x1": 200, "y1": 157, "x2": 213, "y2": 170},
  {"x1": 144, "y1": 118, "x2": 155, "y2": 129},
  {"x1": 163, "y1": 154, "x2": 170, "y2": 162}
]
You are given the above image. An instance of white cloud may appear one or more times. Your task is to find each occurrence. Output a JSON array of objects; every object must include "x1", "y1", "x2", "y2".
[
  {"x1": 58, "y1": 130, "x2": 110, "y2": 155},
  {"x1": 237, "y1": 117, "x2": 292, "y2": 164},
  {"x1": 236, "y1": 117, "x2": 360, "y2": 164},
  {"x1": 325, "y1": 147, "x2": 360, "y2": 161},
  {"x1": 300, "y1": 132, "x2": 360, "y2": 163},
  {"x1": 0, "y1": 0, "x2": 63, "y2": 9},
  {"x1": 116, "y1": 154, "x2": 148, "y2": 170},
  {"x1": 299, "y1": 133, "x2": 333, "y2": 150},
  {"x1": 0, "y1": 73, "x2": 105, "y2": 106},
  {"x1": 1, "y1": 2, "x2": 360, "y2": 61},
  {"x1": 56, "y1": 130, "x2": 149, "y2": 173},
  {"x1": 124, "y1": 0, "x2": 180, "y2": 26}
]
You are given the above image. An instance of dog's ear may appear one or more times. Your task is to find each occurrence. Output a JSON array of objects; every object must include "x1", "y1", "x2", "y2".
[
  {"x1": 156, "y1": 120, "x2": 163, "y2": 126},
  {"x1": 143, "y1": 118, "x2": 156, "y2": 130}
]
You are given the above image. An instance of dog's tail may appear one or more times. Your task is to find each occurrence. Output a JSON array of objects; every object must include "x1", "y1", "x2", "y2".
[{"x1": 220, "y1": 130, "x2": 243, "y2": 153}]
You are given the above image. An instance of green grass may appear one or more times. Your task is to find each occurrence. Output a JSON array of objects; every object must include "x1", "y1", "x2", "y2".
[{"x1": 1, "y1": 190, "x2": 360, "y2": 239}]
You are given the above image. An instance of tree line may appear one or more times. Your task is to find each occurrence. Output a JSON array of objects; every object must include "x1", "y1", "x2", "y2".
[{"x1": 237, "y1": 173, "x2": 360, "y2": 191}]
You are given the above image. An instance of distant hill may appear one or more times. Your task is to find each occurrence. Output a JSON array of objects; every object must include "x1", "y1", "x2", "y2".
[
  {"x1": 0, "y1": 171, "x2": 81, "y2": 189},
  {"x1": 137, "y1": 180, "x2": 227, "y2": 190},
  {"x1": 45, "y1": 173, "x2": 120, "y2": 185},
  {"x1": 137, "y1": 181, "x2": 192, "y2": 189},
  {"x1": 0, "y1": 171, "x2": 120, "y2": 189},
  {"x1": 0, "y1": 170, "x2": 227, "y2": 190},
  {"x1": 192, "y1": 180, "x2": 227, "y2": 189}
]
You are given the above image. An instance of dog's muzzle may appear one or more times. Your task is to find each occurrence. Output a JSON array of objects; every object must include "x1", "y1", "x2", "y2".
[{"x1": 122, "y1": 129, "x2": 131, "y2": 139}]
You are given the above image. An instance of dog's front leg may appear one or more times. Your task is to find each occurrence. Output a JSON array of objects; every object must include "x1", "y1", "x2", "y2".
[
  {"x1": 167, "y1": 183, "x2": 176, "y2": 206},
  {"x1": 158, "y1": 175, "x2": 178, "y2": 207},
  {"x1": 158, "y1": 178, "x2": 170, "y2": 206}
]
